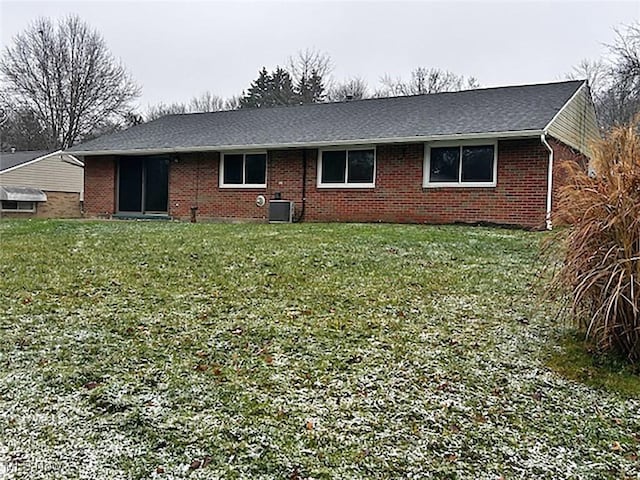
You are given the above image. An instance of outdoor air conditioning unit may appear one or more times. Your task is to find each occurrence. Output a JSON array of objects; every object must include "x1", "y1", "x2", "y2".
[{"x1": 268, "y1": 200, "x2": 294, "y2": 223}]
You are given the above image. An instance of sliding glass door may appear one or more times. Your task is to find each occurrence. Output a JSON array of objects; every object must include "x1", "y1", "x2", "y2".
[
  {"x1": 118, "y1": 156, "x2": 169, "y2": 214},
  {"x1": 143, "y1": 157, "x2": 169, "y2": 213}
]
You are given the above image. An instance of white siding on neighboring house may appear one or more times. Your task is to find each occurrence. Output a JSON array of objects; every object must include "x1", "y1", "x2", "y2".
[
  {"x1": 0, "y1": 154, "x2": 84, "y2": 193},
  {"x1": 546, "y1": 84, "x2": 600, "y2": 157}
]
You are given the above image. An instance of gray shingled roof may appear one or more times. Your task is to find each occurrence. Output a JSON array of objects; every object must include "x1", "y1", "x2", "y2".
[
  {"x1": 0, "y1": 150, "x2": 51, "y2": 171},
  {"x1": 69, "y1": 80, "x2": 584, "y2": 155}
]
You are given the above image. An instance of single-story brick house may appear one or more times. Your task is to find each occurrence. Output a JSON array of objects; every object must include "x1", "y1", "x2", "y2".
[
  {"x1": 69, "y1": 80, "x2": 598, "y2": 229},
  {"x1": 0, "y1": 150, "x2": 84, "y2": 218}
]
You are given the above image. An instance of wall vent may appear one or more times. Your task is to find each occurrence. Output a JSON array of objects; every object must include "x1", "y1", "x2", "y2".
[{"x1": 268, "y1": 200, "x2": 294, "y2": 223}]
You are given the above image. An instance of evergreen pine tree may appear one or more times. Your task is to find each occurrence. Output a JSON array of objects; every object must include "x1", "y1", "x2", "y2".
[
  {"x1": 295, "y1": 69, "x2": 325, "y2": 104},
  {"x1": 240, "y1": 67, "x2": 298, "y2": 108},
  {"x1": 270, "y1": 67, "x2": 297, "y2": 106},
  {"x1": 307, "y1": 69, "x2": 325, "y2": 103},
  {"x1": 240, "y1": 67, "x2": 271, "y2": 108}
]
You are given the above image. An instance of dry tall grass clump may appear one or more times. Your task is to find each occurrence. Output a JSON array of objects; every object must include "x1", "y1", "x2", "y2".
[{"x1": 555, "y1": 120, "x2": 640, "y2": 363}]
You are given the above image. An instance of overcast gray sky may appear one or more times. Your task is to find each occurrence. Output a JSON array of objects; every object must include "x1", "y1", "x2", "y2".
[{"x1": 1, "y1": 0, "x2": 638, "y2": 110}]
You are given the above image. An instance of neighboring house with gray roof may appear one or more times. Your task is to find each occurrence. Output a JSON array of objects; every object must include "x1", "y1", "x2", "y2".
[
  {"x1": 69, "y1": 80, "x2": 598, "y2": 229},
  {"x1": 0, "y1": 150, "x2": 84, "y2": 218}
]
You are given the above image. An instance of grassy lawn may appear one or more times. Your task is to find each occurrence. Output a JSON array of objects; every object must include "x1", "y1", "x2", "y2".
[{"x1": 0, "y1": 220, "x2": 638, "y2": 479}]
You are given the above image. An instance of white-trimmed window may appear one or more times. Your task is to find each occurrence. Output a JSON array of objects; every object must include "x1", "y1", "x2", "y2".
[
  {"x1": 318, "y1": 147, "x2": 376, "y2": 188},
  {"x1": 1, "y1": 200, "x2": 35, "y2": 212},
  {"x1": 424, "y1": 141, "x2": 497, "y2": 187},
  {"x1": 220, "y1": 152, "x2": 267, "y2": 188}
]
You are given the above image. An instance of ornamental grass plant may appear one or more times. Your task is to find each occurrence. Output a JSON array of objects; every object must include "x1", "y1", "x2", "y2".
[{"x1": 554, "y1": 120, "x2": 640, "y2": 363}]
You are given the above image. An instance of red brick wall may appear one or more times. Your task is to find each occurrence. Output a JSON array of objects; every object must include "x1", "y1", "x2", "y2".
[
  {"x1": 301, "y1": 140, "x2": 549, "y2": 228},
  {"x1": 83, "y1": 156, "x2": 116, "y2": 217},
  {"x1": 83, "y1": 138, "x2": 563, "y2": 228},
  {"x1": 266, "y1": 149, "x2": 306, "y2": 219},
  {"x1": 168, "y1": 152, "x2": 258, "y2": 221},
  {"x1": 168, "y1": 153, "x2": 210, "y2": 218},
  {"x1": 548, "y1": 137, "x2": 590, "y2": 225},
  {"x1": 165, "y1": 150, "x2": 307, "y2": 221}
]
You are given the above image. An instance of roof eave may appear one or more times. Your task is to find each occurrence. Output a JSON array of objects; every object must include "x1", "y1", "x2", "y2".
[
  {"x1": 68, "y1": 130, "x2": 544, "y2": 156},
  {"x1": 0, "y1": 150, "x2": 83, "y2": 173}
]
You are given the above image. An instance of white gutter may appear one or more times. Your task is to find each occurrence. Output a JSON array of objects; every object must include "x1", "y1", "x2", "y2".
[
  {"x1": 68, "y1": 129, "x2": 543, "y2": 157},
  {"x1": 541, "y1": 133, "x2": 554, "y2": 230},
  {"x1": 60, "y1": 153, "x2": 84, "y2": 167}
]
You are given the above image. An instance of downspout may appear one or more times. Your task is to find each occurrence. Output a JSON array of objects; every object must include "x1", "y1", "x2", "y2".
[
  {"x1": 296, "y1": 149, "x2": 307, "y2": 222},
  {"x1": 541, "y1": 133, "x2": 553, "y2": 230},
  {"x1": 191, "y1": 156, "x2": 200, "y2": 223}
]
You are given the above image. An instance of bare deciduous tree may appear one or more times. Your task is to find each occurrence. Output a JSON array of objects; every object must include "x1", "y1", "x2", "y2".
[
  {"x1": 0, "y1": 95, "x2": 7, "y2": 127},
  {"x1": 0, "y1": 15, "x2": 140, "y2": 148},
  {"x1": 287, "y1": 48, "x2": 332, "y2": 103},
  {"x1": 567, "y1": 59, "x2": 610, "y2": 93},
  {"x1": 603, "y1": 23, "x2": 640, "y2": 129},
  {"x1": 327, "y1": 77, "x2": 369, "y2": 102},
  {"x1": 188, "y1": 91, "x2": 226, "y2": 113},
  {"x1": 0, "y1": 106, "x2": 49, "y2": 151},
  {"x1": 223, "y1": 95, "x2": 241, "y2": 111},
  {"x1": 610, "y1": 23, "x2": 640, "y2": 97},
  {"x1": 567, "y1": 22, "x2": 640, "y2": 131},
  {"x1": 146, "y1": 92, "x2": 240, "y2": 121},
  {"x1": 376, "y1": 67, "x2": 479, "y2": 97},
  {"x1": 288, "y1": 48, "x2": 333, "y2": 87},
  {"x1": 145, "y1": 102, "x2": 189, "y2": 121}
]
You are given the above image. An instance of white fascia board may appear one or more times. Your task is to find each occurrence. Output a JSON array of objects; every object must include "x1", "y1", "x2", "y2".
[
  {"x1": 0, "y1": 150, "x2": 83, "y2": 174},
  {"x1": 0, "y1": 150, "x2": 58, "y2": 175},
  {"x1": 69, "y1": 130, "x2": 542, "y2": 157},
  {"x1": 61, "y1": 154, "x2": 84, "y2": 167}
]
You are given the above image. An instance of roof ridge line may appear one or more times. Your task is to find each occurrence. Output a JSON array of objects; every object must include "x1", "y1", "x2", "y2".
[{"x1": 163, "y1": 79, "x2": 586, "y2": 118}]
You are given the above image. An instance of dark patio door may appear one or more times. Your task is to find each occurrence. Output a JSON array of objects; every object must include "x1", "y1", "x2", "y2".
[
  {"x1": 143, "y1": 157, "x2": 169, "y2": 213},
  {"x1": 118, "y1": 157, "x2": 169, "y2": 214}
]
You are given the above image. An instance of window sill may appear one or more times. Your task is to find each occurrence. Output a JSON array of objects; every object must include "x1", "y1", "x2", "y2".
[
  {"x1": 219, "y1": 184, "x2": 267, "y2": 189},
  {"x1": 317, "y1": 184, "x2": 375, "y2": 189},
  {"x1": 423, "y1": 182, "x2": 496, "y2": 188}
]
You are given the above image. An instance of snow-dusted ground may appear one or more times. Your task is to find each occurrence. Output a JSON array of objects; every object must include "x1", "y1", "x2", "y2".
[{"x1": 0, "y1": 221, "x2": 638, "y2": 479}]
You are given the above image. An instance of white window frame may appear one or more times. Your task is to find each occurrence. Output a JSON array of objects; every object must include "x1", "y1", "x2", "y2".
[
  {"x1": 219, "y1": 151, "x2": 267, "y2": 189},
  {"x1": 317, "y1": 146, "x2": 377, "y2": 188},
  {"x1": 1, "y1": 200, "x2": 36, "y2": 212},
  {"x1": 423, "y1": 140, "x2": 498, "y2": 188}
]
